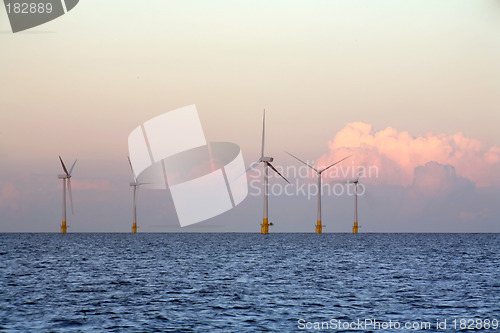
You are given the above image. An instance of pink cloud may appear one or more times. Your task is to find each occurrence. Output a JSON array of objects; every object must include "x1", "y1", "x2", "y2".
[{"x1": 317, "y1": 122, "x2": 500, "y2": 187}]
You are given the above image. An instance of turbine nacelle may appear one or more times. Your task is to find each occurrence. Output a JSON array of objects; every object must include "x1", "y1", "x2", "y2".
[
  {"x1": 260, "y1": 156, "x2": 274, "y2": 163},
  {"x1": 349, "y1": 172, "x2": 362, "y2": 184},
  {"x1": 58, "y1": 174, "x2": 69, "y2": 179}
]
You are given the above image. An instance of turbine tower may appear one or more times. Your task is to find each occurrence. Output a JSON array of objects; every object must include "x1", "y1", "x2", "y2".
[
  {"x1": 286, "y1": 152, "x2": 350, "y2": 234},
  {"x1": 58, "y1": 156, "x2": 76, "y2": 233},
  {"x1": 348, "y1": 175, "x2": 361, "y2": 234},
  {"x1": 128, "y1": 156, "x2": 146, "y2": 233},
  {"x1": 246, "y1": 110, "x2": 290, "y2": 234}
]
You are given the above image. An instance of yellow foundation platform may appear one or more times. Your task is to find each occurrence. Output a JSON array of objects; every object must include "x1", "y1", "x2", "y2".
[
  {"x1": 315, "y1": 220, "x2": 322, "y2": 234},
  {"x1": 261, "y1": 218, "x2": 269, "y2": 234}
]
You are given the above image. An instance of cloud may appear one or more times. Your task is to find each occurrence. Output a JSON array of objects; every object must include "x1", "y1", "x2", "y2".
[
  {"x1": 411, "y1": 161, "x2": 474, "y2": 196},
  {"x1": 317, "y1": 122, "x2": 500, "y2": 187}
]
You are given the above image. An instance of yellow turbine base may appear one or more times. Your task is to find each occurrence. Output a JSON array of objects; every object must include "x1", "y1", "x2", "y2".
[
  {"x1": 352, "y1": 222, "x2": 359, "y2": 234},
  {"x1": 61, "y1": 221, "x2": 67, "y2": 234},
  {"x1": 261, "y1": 218, "x2": 269, "y2": 234},
  {"x1": 315, "y1": 220, "x2": 322, "y2": 234},
  {"x1": 132, "y1": 222, "x2": 137, "y2": 233}
]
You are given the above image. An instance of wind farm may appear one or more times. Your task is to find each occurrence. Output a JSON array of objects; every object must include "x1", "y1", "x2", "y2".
[
  {"x1": 57, "y1": 156, "x2": 77, "y2": 234},
  {"x1": 54, "y1": 111, "x2": 365, "y2": 234}
]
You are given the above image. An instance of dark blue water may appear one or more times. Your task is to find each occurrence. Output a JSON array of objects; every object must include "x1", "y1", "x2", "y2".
[{"x1": 1, "y1": 233, "x2": 499, "y2": 332}]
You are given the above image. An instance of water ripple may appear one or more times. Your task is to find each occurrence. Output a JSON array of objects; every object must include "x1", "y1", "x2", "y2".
[{"x1": 0, "y1": 233, "x2": 499, "y2": 332}]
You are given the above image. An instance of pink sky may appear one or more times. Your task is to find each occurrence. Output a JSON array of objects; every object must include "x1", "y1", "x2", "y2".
[{"x1": 0, "y1": 1, "x2": 498, "y2": 232}]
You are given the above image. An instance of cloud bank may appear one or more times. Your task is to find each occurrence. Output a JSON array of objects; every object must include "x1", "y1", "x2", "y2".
[{"x1": 317, "y1": 122, "x2": 500, "y2": 187}]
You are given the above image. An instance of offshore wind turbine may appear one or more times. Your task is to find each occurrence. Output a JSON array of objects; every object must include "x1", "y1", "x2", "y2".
[
  {"x1": 58, "y1": 156, "x2": 76, "y2": 233},
  {"x1": 127, "y1": 157, "x2": 146, "y2": 233},
  {"x1": 246, "y1": 110, "x2": 290, "y2": 234},
  {"x1": 286, "y1": 152, "x2": 350, "y2": 234},
  {"x1": 348, "y1": 174, "x2": 361, "y2": 234}
]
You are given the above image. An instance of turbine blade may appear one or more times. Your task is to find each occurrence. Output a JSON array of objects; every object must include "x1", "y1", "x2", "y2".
[
  {"x1": 320, "y1": 155, "x2": 352, "y2": 173},
  {"x1": 267, "y1": 162, "x2": 290, "y2": 184},
  {"x1": 286, "y1": 151, "x2": 318, "y2": 172},
  {"x1": 59, "y1": 156, "x2": 69, "y2": 176},
  {"x1": 127, "y1": 156, "x2": 137, "y2": 181},
  {"x1": 69, "y1": 159, "x2": 77, "y2": 176},
  {"x1": 245, "y1": 160, "x2": 261, "y2": 174},
  {"x1": 67, "y1": 178, "x2": 74, "y2": 215},
  {"x1": 235, "y1": 160, "x2": 261, "y2": 181},
  {"x1": 261, "y1": 109, "x2": 266, "y2": 158}
]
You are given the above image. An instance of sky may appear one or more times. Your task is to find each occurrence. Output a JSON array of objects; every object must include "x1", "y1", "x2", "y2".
[{"x1": 0, "y1": 0, "x2": 499, "y2": 232}]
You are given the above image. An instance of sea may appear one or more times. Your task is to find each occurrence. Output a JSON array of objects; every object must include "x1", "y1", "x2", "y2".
[{"x1": 1, "y1": 233, "x2": 499, "y2": 332}]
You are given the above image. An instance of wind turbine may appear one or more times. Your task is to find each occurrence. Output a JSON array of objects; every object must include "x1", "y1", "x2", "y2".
[
  {"x1": 58, "y1": 156, "x2": 76, "y2": 233},
  {"x1": 348, "y1": 174, "x2": 361, "y2": 234},
  {"x1": 286, "y1": 152, "x2": 350, "y2": 233},
  {"x1": 127, "y1": 156, "x2": 146, "y2": 233},
  {"x1": 246, "y1": 110, "x2": 290, "y2": 234}
]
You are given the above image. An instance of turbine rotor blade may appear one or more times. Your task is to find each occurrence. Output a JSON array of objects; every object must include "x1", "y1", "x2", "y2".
[
  {"x1": 245, "y1": 160, "x2": 261, "y2": 174},
  {"x1": 319, "y1": 155, "x2": 352, "y2": 173},
  {"x1": 267, "y1": 162, "x2": 290, "y2": 184},
  {"x1": 69, "y1": 159, "x2": 77, "y2": 176},
  {"x1": 286, "y1": 151, "x2": 318, "y2": 172},
  {"x1": 127, "y1": 156, "x2": 137, "y2": 181},
  {"x1": 233, "y1": 160, "x2": 261, "y2": 181},
  {"x1": 67, "y1": 178, "x2": 74, "y2": 215},
  {"x1": 261, "y1": 109, "x2": 266, "y2": 158},
  {"x1": 59, "y1": 156, "x2": 69, "y2": 176}
]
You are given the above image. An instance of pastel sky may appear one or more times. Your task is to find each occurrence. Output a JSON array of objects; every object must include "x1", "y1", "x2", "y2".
[{"x1": 1, "y1": 0, "x2": 499, "y2": 232}]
